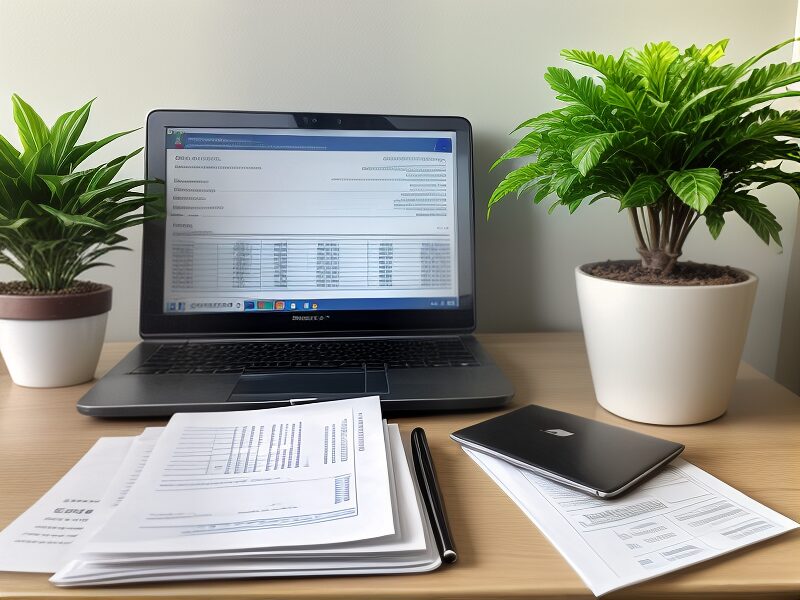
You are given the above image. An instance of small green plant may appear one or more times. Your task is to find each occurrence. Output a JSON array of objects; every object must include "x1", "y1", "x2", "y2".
[
  {"x1": 0, "y1": 95, "x2": 162, "y2": 291},
  {"x1": 489, "y1": 39, "x2": 800, "y2": 275}
]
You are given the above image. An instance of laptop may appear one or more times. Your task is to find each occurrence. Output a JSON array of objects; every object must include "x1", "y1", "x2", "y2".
[
  {"x1": 451, "y1": 405, "x2": 685, "y2": 498},
  {"x1": 77, "y1": 110, "x2": 514, "y2": 417}
]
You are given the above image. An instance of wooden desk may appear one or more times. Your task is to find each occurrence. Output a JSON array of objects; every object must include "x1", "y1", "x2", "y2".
[{"x1": 0, "y1": 333, "x2": 798, "y2": 599}]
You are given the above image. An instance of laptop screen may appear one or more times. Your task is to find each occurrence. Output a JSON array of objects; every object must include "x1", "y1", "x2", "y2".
[
  {"x1": 162, "y1": 127, "x2": 459, "y2": 315},
  {"x1": 141, "y1": 112, "x2": 474, "y2": 338}
]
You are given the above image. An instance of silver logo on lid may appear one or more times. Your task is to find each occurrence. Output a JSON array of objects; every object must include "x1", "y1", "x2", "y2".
[{"x1": 543, "y1": 429, "x2": 574, "y2": 437}]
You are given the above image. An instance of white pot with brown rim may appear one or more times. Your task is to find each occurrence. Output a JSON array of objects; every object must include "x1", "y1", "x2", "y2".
[
  {"x1": 575, "y1": 262, "x2": 757, "y2": 426},
  {"x1": 0, "y1": 283, "x2": 112, "y2": 388}
]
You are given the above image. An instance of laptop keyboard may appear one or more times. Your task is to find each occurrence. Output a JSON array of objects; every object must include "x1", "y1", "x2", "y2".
[{"x1": 130, "y1": 338, "x2": 479, "y2": 374}]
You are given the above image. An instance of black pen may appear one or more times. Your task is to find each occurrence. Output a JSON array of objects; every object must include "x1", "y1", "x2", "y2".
[{"x1": 410, "y1": 427, "x2": 458, "y2": 564}]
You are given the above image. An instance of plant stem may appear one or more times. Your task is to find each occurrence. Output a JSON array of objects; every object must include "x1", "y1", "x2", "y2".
[
  {"x1": 660, "y1": 200, "x2": 671, "y2": 251},
  {"x1": 629, "y1": 209, "x2": 647, "y2": 252},
  {"x1": 648, "y1": 206, "x2": 660, "y2": 248},
  {"x1": 675, "y1": 213, "x2": 701, "y2": 252},
  {"x1": 629, "y1": 195, "x2": 699, "y2": 276}
]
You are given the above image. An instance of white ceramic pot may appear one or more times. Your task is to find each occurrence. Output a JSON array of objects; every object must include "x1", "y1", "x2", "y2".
[
  {"x1": 0, "y1": 285, "x2": 111, "y2": 388},
  {"x1": 575, "y1": 264, "x2": 757, "y2": 425}
]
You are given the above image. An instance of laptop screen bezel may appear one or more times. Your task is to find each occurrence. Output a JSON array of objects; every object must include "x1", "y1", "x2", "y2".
[{"x1": 140, "y1": 110, "x2": 475, "y2": 339}]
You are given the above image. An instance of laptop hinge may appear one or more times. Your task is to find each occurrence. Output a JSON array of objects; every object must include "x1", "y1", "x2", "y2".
[{"x1": 146, "y1": 333, "x2": 470, "y2": 344}]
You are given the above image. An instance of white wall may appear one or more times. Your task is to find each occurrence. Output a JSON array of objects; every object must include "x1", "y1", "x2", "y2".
[
  {"x1": 1, "y1": 0, "x2": 798, "y2": 379},
  {"x1": 775, "y1": 5, "x2": 800, "y2": 394}
]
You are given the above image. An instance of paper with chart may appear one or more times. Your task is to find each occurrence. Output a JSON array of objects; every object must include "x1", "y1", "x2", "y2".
[
  {"x1": 50, "y1": 424, "x2": 439, "y2": 586},
  {"x1": 466, "y1": 450, "x2": 798, "y2": 596},
  {"x1": 0, "y1": 428, "x2": 163, "y2": 573},
  {"x1": 81, "y1": 396, "x2": 394, "y2": 555}
]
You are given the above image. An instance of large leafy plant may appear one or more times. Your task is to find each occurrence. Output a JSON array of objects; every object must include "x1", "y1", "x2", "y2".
[
  {"x1": 0, "y1": 95, "x2": 161, "y2": 291},
  {"x1": 489, "y1": 39, "x2": 800, "y2": 275}
]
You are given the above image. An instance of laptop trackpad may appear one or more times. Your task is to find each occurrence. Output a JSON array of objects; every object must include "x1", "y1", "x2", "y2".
[{"x1": 230, "y1": 370, "x2": 377, "y2": 397}]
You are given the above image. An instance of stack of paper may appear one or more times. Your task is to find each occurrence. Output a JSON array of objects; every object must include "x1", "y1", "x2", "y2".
[
  {"x1": 0, "y1": 397, "x2": 441, "y2": 585},
  {"x1": 462, "y1": 447, "x2": 798, "y2": 596}
]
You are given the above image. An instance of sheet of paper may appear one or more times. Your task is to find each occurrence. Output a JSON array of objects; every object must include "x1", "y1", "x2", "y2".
[
  {"x1": 50, "y1": 425, "x2": 439, "y2": 586},
  {"x1": 81, "y1": 396, "x2": 394, "y2": 555},
  {"x1": 0, "y1": 427, "x2": 164, "y2": 574},
  {"x1": 465, "y1": 450, "x2": 799, "y2": 596},
  {"x1": 0, "y1": 437, "x2": 133, "y2": 573},
  {"x1": 79, "y1": 424, "x2": 425, "y2": 563},
  {"x1": 97, "y1": 428, "x2": 164, "y2": 511}
]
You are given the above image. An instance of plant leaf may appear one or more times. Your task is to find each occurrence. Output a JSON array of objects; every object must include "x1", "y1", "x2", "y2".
[
  {"x1": 619, "y1": 174, "x2": 665, "y2": 209},
  {"x1": 21, "y1": 146, "x2": 44, "y2": 188},
  {"x1": 603, "y1": 80, "x2": 646, "y2": 117},
  {"x1": 77, "y1": 178, "x2": 147, "y2": 207},
  {"x1": 62, "y1": 128, "x2": 139, "y2": 170},
  {"x1": 698, "y1": 90, "x2": 800, "y2": 127},
  {"x1": 570, "y1": 132, "x2": 620, "y2": 176},
  {"x1": 0, "y1": 172, "x2": 15, "y2": 215},
  {"x1": 670, "y1": 85, "x2": 726, "y2": 127},
  {"x1": 560, "y1": 48, "x2": 639, "y2": 90},
  {"x1": 86, "y1": 148, "x2": 142, "y2": 190},
  {"x1": 11, "y1": 94, "x2": 50, "y2": 152},
  {"x1": 0, "y1": 134, "x2": 24, "y2": 176},
  {"x1": 720, "y1": 191, "x2": 782, "y2": 245},
  {"x1": 686, "y1": 39, "x2": 729, "y2": 64},
  {"x1": 38, "y1": 174, "x2": 66, "y2": 201},
  {"x1": 704, "y1": 208, "x2": 725, "y2": 239},
  {"x1": 487, "y1": 163, "x2": 545, "y2": 216},
  {"x1": 544, "y1": 67, "x2": 607, "y2": 117},
  {"x1": 50, "y1": 99, "x2": 94, "y2": 169},
  {"x1": 627, "y1": 41, "x2": 680, "y2": 99},
  {"x1": 39, "y1": 205, "x2": 106, "y2": 229},
  {"x1": 0, "y1": 217, "x2": 30, "y2": 229},
  {"x1": 666, "y1": 168, "x2": 721, "y2": 213},
  {"x1": 490, "y1": 134, "x2": 539, "y2": 170}
]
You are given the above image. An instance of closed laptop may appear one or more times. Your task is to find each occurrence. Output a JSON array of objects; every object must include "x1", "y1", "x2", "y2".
[{"x1": 451, "y1": 405, "x2": 684, "y2": 497}]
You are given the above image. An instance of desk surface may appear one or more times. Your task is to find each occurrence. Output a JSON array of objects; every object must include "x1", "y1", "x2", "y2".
[{"x1": 0, "y1": 332, "x2": 798, "y2": 599}]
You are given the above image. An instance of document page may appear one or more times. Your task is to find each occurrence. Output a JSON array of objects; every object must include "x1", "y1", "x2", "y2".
[
  {"x1": 0, "y1": 428, "x2": 163, "y2": 573},
  {"x1": 466, "y1": 451, "x2": 798, "y2": 596},
  {"x1": 0, "y1": 437, "x2": 133, "y2": 572},
  {"x1": 50, "y1": 424, "x2": 439, "y2": 587},
  {"x1": 82, "y1": 396, "x2": 394, "y2": 555},
  {"x1": 97, "y1": 428, "x2": 164, "y2": 510}
]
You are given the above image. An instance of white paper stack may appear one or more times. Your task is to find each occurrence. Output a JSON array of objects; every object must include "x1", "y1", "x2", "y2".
[{"x1": 0, "y1": 396, "x2": 441, "y2": 585}]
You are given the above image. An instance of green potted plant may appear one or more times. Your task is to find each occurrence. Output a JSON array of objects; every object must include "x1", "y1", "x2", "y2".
[
  {"x1": 0, "y1": 95, "x2": 161, "y2": 387},
  {"x1": 489, "y1": 39, "x2": 800, "y2": 425}
]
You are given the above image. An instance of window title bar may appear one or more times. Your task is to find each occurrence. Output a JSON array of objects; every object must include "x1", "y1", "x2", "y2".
[{"x1": 166, "y1": 131, "x2": 453, "y2": 153}]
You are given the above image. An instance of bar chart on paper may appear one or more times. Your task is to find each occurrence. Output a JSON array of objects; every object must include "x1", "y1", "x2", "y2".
[
  {"x1": 165, "y1": 418, "x2": 353, "y2": 481},
  {"x1": 165, "y1": 424, "x2": 311, "y2": 480}
]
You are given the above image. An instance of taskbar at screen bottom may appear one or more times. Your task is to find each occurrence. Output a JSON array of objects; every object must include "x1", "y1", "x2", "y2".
[{"x1": 164, "y1": 296, "x2": 460, "y2": 314}]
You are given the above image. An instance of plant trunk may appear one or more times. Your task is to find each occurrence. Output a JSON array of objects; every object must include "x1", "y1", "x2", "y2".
[
  {"x1": 636, "y1": 247, "x2": 680, "y2": 276},
  {"x1": 628, "y1": 196, "x2": 699, "y2": 278}
]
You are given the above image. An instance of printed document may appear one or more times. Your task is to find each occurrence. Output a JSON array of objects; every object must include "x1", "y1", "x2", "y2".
[
  {"x1": 0, "y1": 428, "x2": 163, "y2": 573},
  {"x1": 80, "y1": 396, "x2": 394, "y2": 555},
  {"x1": 0, "y1": 437, "x2": 131, "y2": 572},
  {"x1": 50, "y1": 424, "x2": 439, "y2": 586},
  {"x1": 0, "y1": 397, "x2": 437, "y2": 585},
  {"x1": 466, "y1": 450, "x2": 798, "y2": 596}
]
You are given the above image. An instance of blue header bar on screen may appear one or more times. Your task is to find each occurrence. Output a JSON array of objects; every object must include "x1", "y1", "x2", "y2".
[{"x1": 166, "y1": 131, "x2": 453, "y2": 153}]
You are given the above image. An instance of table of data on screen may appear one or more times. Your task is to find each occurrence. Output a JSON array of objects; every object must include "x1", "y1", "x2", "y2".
[{"x1": 168, "y1": 235, "x2": 453, "y2": 292}]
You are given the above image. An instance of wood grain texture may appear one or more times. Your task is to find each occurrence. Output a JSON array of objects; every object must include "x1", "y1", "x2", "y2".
[{"x1": 0, "y1": 333, "x2": 797, "y2": 599}]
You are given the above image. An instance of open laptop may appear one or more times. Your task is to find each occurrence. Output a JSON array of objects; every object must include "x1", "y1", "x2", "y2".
[{"x1": 77, "y1": 110, "x2": 514, "y2": 417}]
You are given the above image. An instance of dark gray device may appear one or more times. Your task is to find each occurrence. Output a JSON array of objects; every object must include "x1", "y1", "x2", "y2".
[
  {"x1": 77, "y1": 110, "x2": 514, "y2": 417},
  {"x1": 451, "y1": 405, "x2": 684, "y2": 497}
]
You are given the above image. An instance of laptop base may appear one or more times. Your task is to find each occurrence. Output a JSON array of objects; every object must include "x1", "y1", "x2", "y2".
[{"x1": 77, "y1": 336, "x2": 513, "y2": 417}]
